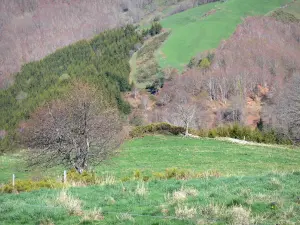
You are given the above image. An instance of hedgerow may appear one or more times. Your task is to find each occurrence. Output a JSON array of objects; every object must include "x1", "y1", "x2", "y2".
[{"x1": 130, "y1": 123, "x2": 292, "y2": 145}]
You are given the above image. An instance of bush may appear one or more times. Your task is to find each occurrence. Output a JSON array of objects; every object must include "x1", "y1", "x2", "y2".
[
  {"x1": 149, "y1": 22, "x2": 162, "y2": 36},
  {"x1": 130, "y1": 123, "x2": 185, "y2": 137},
  {"x1": 67, "y1": 169, "x2": 98, "y2": 184},
  {"x1": 1, "y1": 169, "x2": 100, "y2": 193},
  {"x1": 1, "y1": 179, "x2": 63, "y2": 193},
  {"x1": 131, "y1": 122, "x2": 292, "y2": 145}
]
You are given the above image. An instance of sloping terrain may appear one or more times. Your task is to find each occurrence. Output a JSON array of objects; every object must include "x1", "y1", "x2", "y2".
[
  {"x1": 1, "y1": 136, "x2": 300, "y2": 183},
  {"x1": 280, "y1": 0, "x2": 300, "y2": 19},
  {"x1": 0, "y1": 25, "x2": 141, "y2": 150},
  {"x1": 0, "y1": 0, "x2": 218, "y2": 89},
  {"x1": 1, "y1": 136, "x2": 300, "y2": 224},
  {"x1": 157, "y1": 0, "x2": 293, "y2": 70},
  {"x1": 152, "y1": 15, "x2": 300, "y2": 130}
]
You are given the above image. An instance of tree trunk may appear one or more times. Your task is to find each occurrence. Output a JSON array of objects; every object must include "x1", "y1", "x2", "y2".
[{"x1": 185, "y1": 123, "x2": 189, "y2": 136}]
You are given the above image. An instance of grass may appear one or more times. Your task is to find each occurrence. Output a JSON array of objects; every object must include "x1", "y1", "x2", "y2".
[
  {"x1": 0, "y1": 152, "x2": 62, "y2": 184},
  {"x1": 95, "y1": 135, "x2": 300, "y2": 179},
  {"x1": 1, "y1": 135, "x2": 300, "y2": 224},
  {"x1": 1, "y1": 172, "x2": 300, "y2": 224},
  {"x1": 1, "y1": 135, "x2": 300, "y2": 184},
  {"x1": 157, "y1": 0, "x2": 293, "y2": 70}
]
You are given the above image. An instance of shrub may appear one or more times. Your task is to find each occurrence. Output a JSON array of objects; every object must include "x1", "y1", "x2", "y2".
[
  {"x1": 152, "y1": 172, "x2": 165, "y2": 180},
  {"x1": 270, "y1": 9, "x2": 300, "y2": 23},
  {"x1": 131, "y1": 122, "x2": 292, "y2": 145},
  {"x1": 67, "y1": 168, "x2": 97, "y2": 184},
  {"x1": 130, "y1": 123, "x2": 185, "y2": 137},
  {"x1": 1, "y1": 179, "x2": 63, "y2": 193},
  {"x1": 133, "y1": 169, "x2": 142, "y2": 180},
  {"x1": 149, "y1": 22, "x2": 162, "y2": 36},
  {"x1": 208, "y1": 129, "x2": 217, "y2": 138},
  {"x1": 121, "y1": 176, "x2": 131, "y2": 182}
]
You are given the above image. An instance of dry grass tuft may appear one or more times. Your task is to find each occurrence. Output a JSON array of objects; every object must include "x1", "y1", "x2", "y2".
[
  {"x1": 101, "y1": 175, "x2": 116, "y2": 186},
  {"x1": 68, "y1": 181, "x2": 88, "y2": 187},
  {"x1": 105, "y1": 196, "x2": 116, "y2": 205},
  {"x1": 116, "y1": 213, "x2": 135, "y2": 222},
  {"x1": 170, "y1": 186, "x2": 199, "y2": 202},
  {"x1": 269, "y1": 177, "x2": 283, "y2": 189},
  {"x1": 175, "y1": 204, "x2": 197, "y2": 219},
  {"x1": 231, "y1": 206, "x2": 250, "y2": 225},
  {"x1": 200, "y1": 203, "x2": 227, "y2": 218},
  {"x1": 173, "y1": 190, "x2": 187, "y2": 202},
  {"x1": 184, "y1": 187, "x2": 199, "y2": 196},
  {"x1": 81, "y1": 208, "x2": 104, "y2": 222},
  {"x1": 39, "y1": 218, "x2": 55, "y2": 225},
  {"x1": 135, "y1": 182, "x2": 148, "y2": 196},
  {"x1": 56, "y1": 190, "x2": 82, "y2": 215}
]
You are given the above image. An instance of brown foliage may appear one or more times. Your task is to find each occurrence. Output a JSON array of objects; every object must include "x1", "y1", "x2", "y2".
[
  {"x1": 271, "y1": 74, "x2": 300, "y2": 143},
  {"x1": 152, "y1": 17, "x2": 300, "y2": 129}
]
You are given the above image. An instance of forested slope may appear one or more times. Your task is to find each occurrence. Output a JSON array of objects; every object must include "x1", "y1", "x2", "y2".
[{"x1": 0, "y1": 25, "x2": 142, "y2": 151}]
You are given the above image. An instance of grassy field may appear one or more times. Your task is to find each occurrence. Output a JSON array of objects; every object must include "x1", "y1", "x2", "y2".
[
  {"x1": 1, "y1": 172, "x2": 300, "y2": 224},
  {"x1": 2, "y1": 136, "x2": 299, "y2": 183},
  {"x1": 95, "y1": 136, "x2": 300, "y2": 179},
  {"x1": 157, "y1": 0, "x2": 293, "y2": 70},
  {"x1": 1, "y1": 136, "x2": 300, "y2": 224}
]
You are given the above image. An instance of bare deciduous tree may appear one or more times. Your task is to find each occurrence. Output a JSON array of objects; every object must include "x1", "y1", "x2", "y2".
[
  {"x1": 174, "y1": 103, "x2": 196, "y2": 136},
  {"x1": 274, "y1": 74, "x2": 300, "y2": 143},
  {"x1": 23, "y1": 82, "x2": 123, "y2": 173}
]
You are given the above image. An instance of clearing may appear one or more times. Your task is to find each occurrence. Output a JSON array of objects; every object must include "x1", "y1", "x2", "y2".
[{"x1": 157, "y1": 0, "x2": 293, "y2": 70}]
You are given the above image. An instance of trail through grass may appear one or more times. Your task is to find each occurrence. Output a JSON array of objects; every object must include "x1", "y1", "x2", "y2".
[{"x1": 157, "y1": 0, "x2": 293, "y2": 70}]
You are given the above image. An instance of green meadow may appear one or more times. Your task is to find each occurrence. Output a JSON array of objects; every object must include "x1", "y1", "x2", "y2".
[
  {"x1": 96, "y1": 136, "x2": 300, "y2": 179},
  {"x1": 1, "y1": 136, "x2": 300, "y2": 224},
  {"x1": 1, "y1": 172, "x2": 300, "y2": 224},
  {"x1": 157, "y1": 0, "x2": 293, "y2": 70},
  {"x1": 1, "y1": 136, "x2": 300, "y2": 183}
]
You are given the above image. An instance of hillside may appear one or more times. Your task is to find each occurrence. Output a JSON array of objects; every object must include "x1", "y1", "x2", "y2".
[
  {"x1": 1, "y1": 136, "x2": 300, "y2": 224},
  {"x1": 1, "y1": 1, "x2": 300, "y2": 224},
  {"x1": 0, "y1": 0, "x2": 218, "y2": 89},
  {"x1": 157, "y1": 0, "x2": 293, "y2": 70},
  {"x1": 150, "y1": 15, "x2": 300, "y2": 131},
  {"x1": 2, "y1": 135, "x2": 299, "y2": 183},
  {"x1": 0, "y1": 25, "x2": 142, "y2": 152}
]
